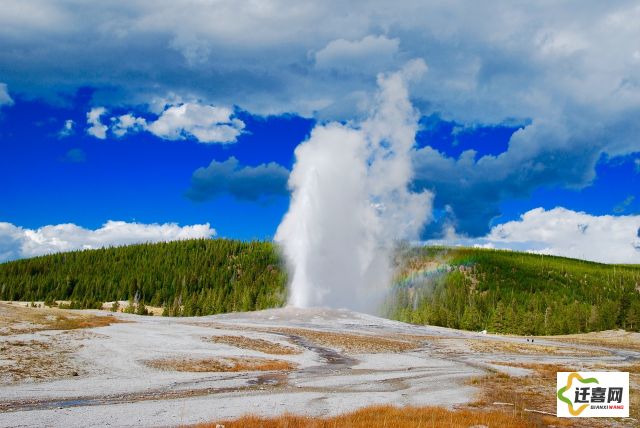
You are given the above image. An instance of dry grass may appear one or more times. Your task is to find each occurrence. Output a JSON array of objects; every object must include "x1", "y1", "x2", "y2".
[
  {"x1": 543, "y1": 330, "x2": 640, "y2": 352},
  {"x1": 145, "y1": 356, "x2": 296, "y2": 373},
  {"x1": 592, "y1": 362, "x2": 640, "y2": 423},
  {"x1": 267, "y1": 328, "x2": 421, "y2": 354},
  {"x1": 193, "y1": 405, "x2": 533, "y2": 428},
  {"x1": 470, "y1": 361, "x2": 640, "y2": 427},
  {"x1": 208, "y1": 335, "x2": 301, "y2": 355},
  {"x1": 189, "y1": 322, "x2": 427, "y2": 354},
  {"x1": 0, "y1": 302, "x2": 122, "y2": 335},
  {"x1": 0, "y1": 338, "x2": 80, "y2": 383},
  {"x1": 469, "y1": 362, "x2": 580, "y2": 427},
  {"x1": 466, "y1": 338, "x2": 610, "y2": 357}
]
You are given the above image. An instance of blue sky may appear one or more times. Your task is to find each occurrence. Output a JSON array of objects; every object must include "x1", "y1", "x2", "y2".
[
  {"x1": 1, "y1": 95, "x2": 310, "y2": 240},
  {"x1": 1, "y1": 1, "x2": 639, "y2": 263}
]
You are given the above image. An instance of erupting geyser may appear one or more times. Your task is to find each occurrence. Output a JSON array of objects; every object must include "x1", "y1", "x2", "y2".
[{"x1": 275, "y1": 60, "x2": 433, "y2": 312}]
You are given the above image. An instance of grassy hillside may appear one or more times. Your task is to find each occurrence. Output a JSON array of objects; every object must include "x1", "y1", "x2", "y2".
[
  {"x1": 385, "y1": 246, "x2": 640, "y2": 335},
  {"x1": 0, "y1": 239, "x2": 287, "y2": 315}
]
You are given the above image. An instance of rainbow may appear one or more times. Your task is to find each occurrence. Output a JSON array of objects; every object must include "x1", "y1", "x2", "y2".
[
  {"x1": 392, "y1": 256, "x2": 477, "y2": 289},
  {"x1": 393, "y1": 263, "x2": 450, "y2": 289}
]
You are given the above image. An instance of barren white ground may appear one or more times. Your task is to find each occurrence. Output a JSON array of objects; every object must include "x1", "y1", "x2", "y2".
[{"x1": 1, "y1": 306, "x2": 638, "y2": 427}]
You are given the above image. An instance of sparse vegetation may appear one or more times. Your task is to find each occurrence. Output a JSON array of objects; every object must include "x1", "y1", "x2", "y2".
[
  {"x1": 208, "y1": 335, "x2": 301, "y2": 355},
  {"x1": 0, "y1": 302, "x2": 122, "y2": 335},
  {"x1": 543, "y1": 330, "x2": 640, "y2": 352},
  {"x1": 469, "y1": 361, "x2": 640, "y2": 427},
  {"x1": 465, "y1": 338, "x2": 610, "y2": 357},
  {"x1": 145, "y1": 356, "x2": 295, "y2": 373},
  {"x1": 0, "y1": 339, "x2": 80, "y2": 384},
  {"x1": 264, "y1": 327, "x2": 421, "y2": 354},
  {"x1": 0, "y1": 302, "x2": 122, "y2": 383},
  {"x1": 194, "y1": 405, "x2": 534, "y2": 428}
]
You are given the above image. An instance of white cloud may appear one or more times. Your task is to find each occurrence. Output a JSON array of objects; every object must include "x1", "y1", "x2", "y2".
[
  {"x1": 429, "y1": 207, "x2": 640, "y2": 264},
  {"x1": 314, "y1": 35, "x2": 400, "y2": 72},
  {"x1": 0, "y1": 83, "x2": 13, "y2": 107},
  {"x1": 4, "y1": 2, "x2": 639, "y2": 125},
  {"x1": 146, "y1": 103, "x2": 244, "y2": 144},
  {"x1": 84, "y1": 103, "x2": 244, "y2": 143},
  {"x1": 58, "y1": 119, "x2": 75, "y2": 137},
  {"x1": 2, "y1": 2, "x2": 640, "y2": 234},
  {"x1": 111, "y1": 113, "x2": 147, "y2": 137},
  {"x1": 0, "y1": 220, "x2": 216, "y2": 262},
  {"x1": 86, "y1": 107, "x2": 108, "y2": 139}
]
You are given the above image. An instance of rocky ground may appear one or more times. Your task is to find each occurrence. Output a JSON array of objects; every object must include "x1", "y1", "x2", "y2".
[{"x1": 0, "y1": 302, "x2": 638, "y2": 427}]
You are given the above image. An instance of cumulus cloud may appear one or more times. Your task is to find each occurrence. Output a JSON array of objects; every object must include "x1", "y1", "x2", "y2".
[
  {"x1": 86, "y1": 107, "x2": 108, "y2": 139},
  {"x1": 2, "y1": 2, "x2": 638, "y2": 122},
  {"x1": 111, "y1": 113, "x2": 147, "y2": 137},
  {"x1": 2, "y1": 2, "x2": 640, "y2": 235},
  {"x1": 429, "y1": 207, "x2": 640, "y2": 264},
  {"x1": 102, "y1": 103, "x2": 244, "y2": 144},
  {"x1": 146, "y1": 103, "x2": 244, "y2": 144},
  {"x1": 58, "y1": 119, "x2": 75, "y2": 137},
  {"x1": 412, "y1": 119, "x2": 609, "y2": 236},
  {"x1": 0, "y1": 220, "x2": 216, "y2": 262},
  {"x1": 0, "y1": 83, "x2": 13, "y2": 107},
  {"x1": 186, "y1": 157, "x2": 289, "y2": 201}
]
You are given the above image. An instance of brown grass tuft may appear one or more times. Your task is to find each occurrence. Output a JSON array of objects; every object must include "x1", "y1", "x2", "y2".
[
  {"x1": 145, "y1": 356, "x2": 296, "y2": 373},
  {"x1": 466, "y1": 339, "x2": 610, "y2": 356},
  {"x1": 0, "y1": 338, "x2": 81, "y2": 383},
  {"x1": 193, "y1": 405, "x2": 533, "y2": 428},
  {"x1": 543, "y1": 330, "x2": 640, "y2": 352},
  {"x1": 0, "y1": 302, "x2": 123, "y2": 335},
  {"x1": 267, "y1": 328, "x2": 421, "y2": 354},
  {"x1": 469, "y1": 362, "x2": 613, "y2": 427},
  {"x1": 208, "y1": 335, "x2": 301, "y2": 355}
]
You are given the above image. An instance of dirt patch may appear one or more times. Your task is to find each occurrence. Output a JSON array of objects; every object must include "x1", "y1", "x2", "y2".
[
  {"x1": 470, "y1": 361, "x2": 640, "y2": 427},
  {"x1": 190, "y1": 322, "x2": 426, "y2": 354},
  {"x1": 265, "y1": 328, "x2": 421, "y2": 354},
  {"x1": 544, "y1": 330, "x2": 640, "y2": 352},
  {"x1": 195, "y1": 404, "x2": 534, "y2": 428},
  {"x1": 144, "y1": 356, "x2": 296, "y2": 373},
  {"x1": 466, "y1": 338, "x2": 611, "y2": 357},
  {"x1": 0, "y1": 302, "x2": 123, "y2": 335},
  {"x1": 207, "y1": 335, "x2": 301, "y2": 355},
  {"x1": 468, "y1": 363, "x2": 581, "y2": 427},
  {"x1": 0, "y1": 338, "x2": 80, "y2": 384}
]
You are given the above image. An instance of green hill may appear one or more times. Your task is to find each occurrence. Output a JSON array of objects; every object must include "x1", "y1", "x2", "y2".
[
  {"x1": 1, "y1": 240, "x2": 639, "y2": 334},
  {"x1": 0, "y1": 239, "x2": 287, "y2": 316},
  {"x1": 385, "y1": 246, "x2": 640, "y2": 335}
]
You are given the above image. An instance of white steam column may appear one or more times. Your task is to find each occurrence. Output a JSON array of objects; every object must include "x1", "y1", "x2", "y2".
[{"x1": 275, "y1": 60, "x2": 433, "y2": 313}]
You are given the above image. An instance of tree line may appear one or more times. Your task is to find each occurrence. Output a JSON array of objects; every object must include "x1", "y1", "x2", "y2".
[
  {"x1": 2, "y1": 240, "x2": 639, "y2": 334},
  {"x1": 0, "y1": 239, "x2": 287, "y2": 316},
  {"x1": 385, "y1": 247, "x2": 640, "y2": 335}
]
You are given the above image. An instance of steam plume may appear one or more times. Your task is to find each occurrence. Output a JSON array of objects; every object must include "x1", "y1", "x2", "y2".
[{"x1": 275, "y1": 60, "x2": 433, "y2": 312}]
